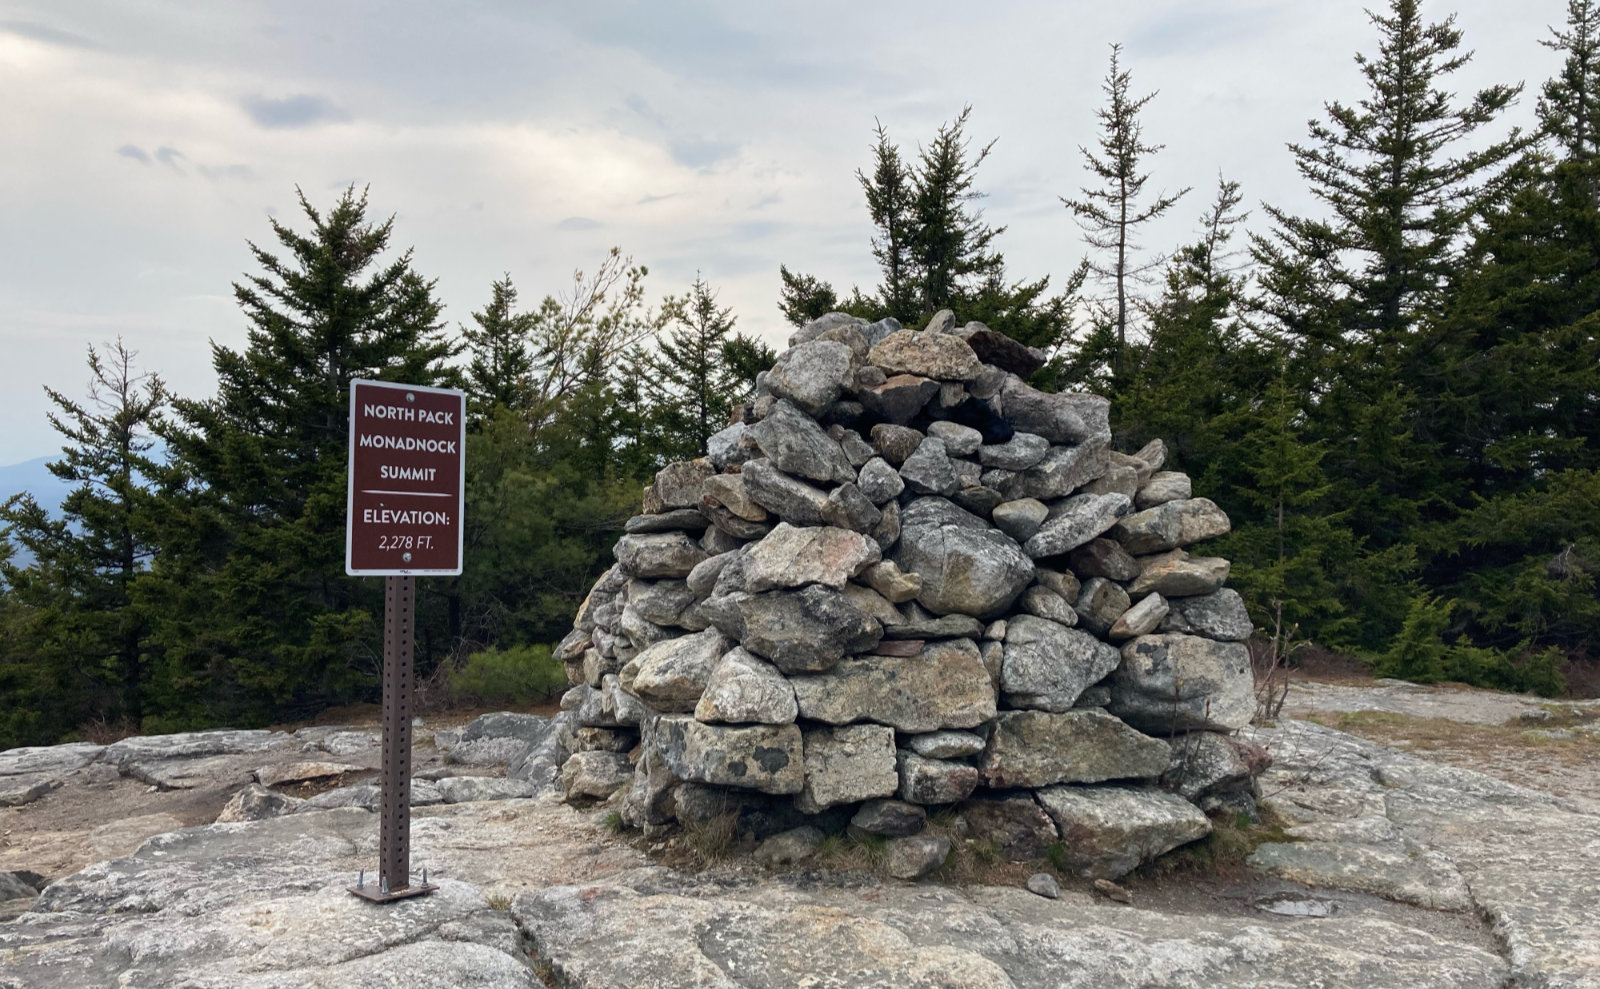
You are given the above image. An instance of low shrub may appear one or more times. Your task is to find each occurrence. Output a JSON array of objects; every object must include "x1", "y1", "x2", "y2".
[
  {"x1": 1375, "y1": 595, "x2": 1568, "y2": 696},
  {"x1": 440, "y1": 642, "x2": 566, "y2": 708}
]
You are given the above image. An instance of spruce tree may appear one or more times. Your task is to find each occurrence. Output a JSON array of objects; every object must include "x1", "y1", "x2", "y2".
[
  {"x1": 1209, "y1": 372, "x2": 1360, "y2": 648},
  {"x1": 1114, "y1": 178, "x2": 1256, "y2": 461},
  {"x1": 1539, "y1": 0, "x2": 1600, "y2": 161},
  {"x1": 0, "y1": 538, "x2": 41, "y2": 747},
  {"x1": 1256, "y1": 0, "x2": 1524, "y2": 347},
  {"x1": 908, "y1": 106, "x2": 1006, "y2": 317},
  {"x1": 858, "y1": 120, "x2": 919, "y2": 318},
  {"x1": 1410, "y1": 0, "x2": 1600, "y2": 669},
  {"x1": 0, "y1": 339, "x2": 167, "y2": 733},
  {"x1": 462, "y1": 274, "x2": 536, "y2": 424},
  {"x1": 777, "y1": 266, "x2": 841, "y2": 326},
  {"x1": 151, "y1": 186, "x2": 455, "y2": 723},
  {"x1": 719, "y1": 333, "x2": 778, "y2": 395},
  {"x1": 1062, "y1": 43, "x2": 1190, "y2": 382},
  {"x1": 1251, "y1": 0, "x2": 1527, "y2": 650},
  {"x1": 780, "y1": 109, "x2": 1075, "y2": 352},
  {"x1": 639, "y1": 276, "x2": 746, "y2": 459}
]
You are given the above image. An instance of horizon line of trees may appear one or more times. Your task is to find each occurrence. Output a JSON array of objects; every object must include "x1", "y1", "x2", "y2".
[{"x1": 2, "y1": 0, "x2": 1597, "y2": 748}]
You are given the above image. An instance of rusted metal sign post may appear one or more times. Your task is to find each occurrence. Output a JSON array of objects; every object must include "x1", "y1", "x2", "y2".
[{"x1": 344, "y1": 379, "x2": 465, "y2": 903}]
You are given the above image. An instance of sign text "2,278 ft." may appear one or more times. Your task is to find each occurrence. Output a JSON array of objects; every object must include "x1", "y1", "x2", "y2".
[{"x1": 346, "y1": 379, "x2": 465, "y2": 576}]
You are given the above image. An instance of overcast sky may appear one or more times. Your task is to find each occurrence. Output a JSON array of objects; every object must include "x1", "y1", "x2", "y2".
[{"x1": 0, "y1": 0, "x2": 1569, "y2": 464}]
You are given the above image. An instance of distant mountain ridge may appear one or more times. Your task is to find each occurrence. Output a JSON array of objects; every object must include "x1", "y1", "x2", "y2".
[
  {"x1": 0, "y1": 456, "x2": 73, "y2": 515},
  {"x1": 1, "y1": 456, "x2": 75, "y2": 566}
]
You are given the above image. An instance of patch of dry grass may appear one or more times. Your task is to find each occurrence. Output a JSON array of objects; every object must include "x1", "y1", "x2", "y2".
[
  {"x1": 810, "y1": 831, "x2": 889, "y2": 872},
  {"x1": 70, "y1": 716, "x2": 142, "y2": 745},
  {"x1": 1306, "y1": 709, "x2": 1595, "y2": 759},
  {"x1": 681, "y1": 810, "x2": 742, "y2": 866},
  {"x1": 1302, "y1": 708, "x2": 1600, "y2": 800}
]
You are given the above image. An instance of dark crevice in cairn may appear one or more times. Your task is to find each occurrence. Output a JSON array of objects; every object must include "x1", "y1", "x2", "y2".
[{"x1": 551, "y1": 310, "x2": 1270, "y2": 880}]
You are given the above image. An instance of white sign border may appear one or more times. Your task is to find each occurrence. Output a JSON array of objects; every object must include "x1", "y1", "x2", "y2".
[{"x1": 345, "y1": 378, "x2": 467, "y2": 577}]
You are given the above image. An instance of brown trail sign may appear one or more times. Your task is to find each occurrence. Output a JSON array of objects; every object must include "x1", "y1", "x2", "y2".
[{"x1": 344, "y1": 379, "x2": 465, "y2": 903}]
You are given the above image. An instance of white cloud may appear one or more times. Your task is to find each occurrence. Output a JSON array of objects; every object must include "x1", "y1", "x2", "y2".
[{"x1": 0, "y1": 0, "x2": 1568, "y2": 464}]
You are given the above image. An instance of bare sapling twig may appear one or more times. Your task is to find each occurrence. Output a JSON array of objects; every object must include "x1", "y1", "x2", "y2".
[{"x1": 1253, "y1": 598, "x2": 1301, "y2": 723}]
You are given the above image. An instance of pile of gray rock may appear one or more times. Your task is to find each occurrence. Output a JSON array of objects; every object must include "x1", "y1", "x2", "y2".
[{"x1": 552, "y1": 311, "x2": 1267, "y2": 879}]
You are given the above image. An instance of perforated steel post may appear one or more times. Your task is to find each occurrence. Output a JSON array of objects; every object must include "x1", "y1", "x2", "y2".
[
  {"x1": 349, "y1": 575, "x2": 434, "y2": 903},
  {"x1": 381, "y1": 574, "x2": 412, "y2": 890}
]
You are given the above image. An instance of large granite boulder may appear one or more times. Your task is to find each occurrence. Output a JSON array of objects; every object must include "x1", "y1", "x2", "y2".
[
  {"x1": 978, "y1": 709, "x2": 1171, "y2": 788},
  {"x1": 653, "y1": 717, "x2": 805, "y2": 794},
  {"x1": 893, "y1": 498, "x2": 1034, "y2": 619},
  {"x1": 741, "y1": 459, "x2": 831, "y2": 526},
  {"x1": 858, "y1": 373, "x2": 939, "y2": 424},
  {"x1": 763, "y1": 339, "x2": 854, "y2": 418},
  {"x1": 1159, "y1": 588, "x2": 1254, "y2": 641},
  {"x1": 896, "y1": 751, "x2": 980, "y2": 805},
  {"x1": 796, "y1": 724, "x2": 899, "y2": 812},
  {"x1": 628, "y1": 628, "x2": 732, "y2": 712},
  {"x1": 741, "y1": 523, "x2": 880, "y2": 593},
  {"x1": 1127, "y1": 549, "x2": 1230, "y2": 597},
  {"x1": 1022, "y1": 493, "x2": 1132, "y2": 559},
  {"x1": 868, "y1": 330, "x2": 984, "y2": 381},
  {"x1": 997, "y1": 377, "x2": 1094, "y2": 443},
  {"x1": 1034, "y1": 784, "x2": 1213, "y2": 879},
  {"x1": 1108, "y1": 634, "x2": 1255, "y2": 733},
  {"x1": 1162, "y1": 731, "x2": 1271, "y2": 801},
  {"x1": 790, "y1": 639, "x2": 996, "y2": 733},
  {"x1": 694, "y1": 647, "x2": 798, "y2": 725},
  {"x1": 999, "y1": 615, "x2": 1121, "y2": 712},
  {"x1": 746, "y1": 400, "x2": 858, "y2": 486},
  {"x1": 613, "y1": 532, "x2": 708, "y2": 578},
  {"x1": 1111, "y1": 498, "x2": 1232, "y2": 554},
  {"x1": 704, "y1": 585, "x2": 882, "y2": 673}
]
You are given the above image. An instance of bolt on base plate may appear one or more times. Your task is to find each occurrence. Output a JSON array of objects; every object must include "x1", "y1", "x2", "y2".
[{"x1": 347, "y1": 881, "x2": 437, "y2": 904}]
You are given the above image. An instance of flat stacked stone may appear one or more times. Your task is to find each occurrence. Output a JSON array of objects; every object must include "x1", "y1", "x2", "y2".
[{"x1": 551, "y1": 311, "x2": 1265, "y2": 880}]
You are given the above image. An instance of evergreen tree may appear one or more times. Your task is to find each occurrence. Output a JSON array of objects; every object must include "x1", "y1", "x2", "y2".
[
  {"x1": 1209, "y1": 372, "x2": 1360, "y2": 648},
  {"x1": 1257, "y1": 0, "x2": 1524, "y2": 347},
  {"x1": 0, "y1": 538, "x2": 41, "y2": 748},
  {"x1": 1408, "y1": 1, "x2": 1600, "y2": 668},
  {"x1": 1113, "y1": 178, "x2": 1258, "y2": 461},
  {"x1": 1062, "y1": 43, "x2": 1190, "y2": 382},
  {"x1": 462, "y1": 274, "x2": 536, "y2": 425},
  {"x1": 0, "y1": 340, "x2": 166, "y2": 735},
  {"x1": 1540, "y1": 0, "x2": 1600, "y2": 161},
  {"x1": 1251, "y1": 0, "x2": 1527, "y2": 649},
  {"x1": 780, "y1": 109, "x2": 1076, "y2": 353},
  {"x1": 150, "y1": 186, "x2": 455, "y2": 724},
  {"x1": 630, "y1": 275, "x2": 775, "y2": 461},
  {"x1": 908, "y1": 106, "x2": 1006, "y2": 316},
  {"x1": 859, "y1": 120, "x2": 919, "y2": 318},
  {"x1": 456, "y1": 403, "x2": 638, "y2": 651},
  {"x1": 639, "y1": 276, "x2": 745, "y2": 459},
  {"x1": 719, "y1": 333, "x2": 778, "y2": 395},
  {"x1": 777, "y1": 265, "x2": 841, "y2": 326}
]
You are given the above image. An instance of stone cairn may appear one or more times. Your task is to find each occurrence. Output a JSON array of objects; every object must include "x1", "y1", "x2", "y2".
[{"x1": 552, "y1": 310, "x2": 1268, "y2": 880}]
